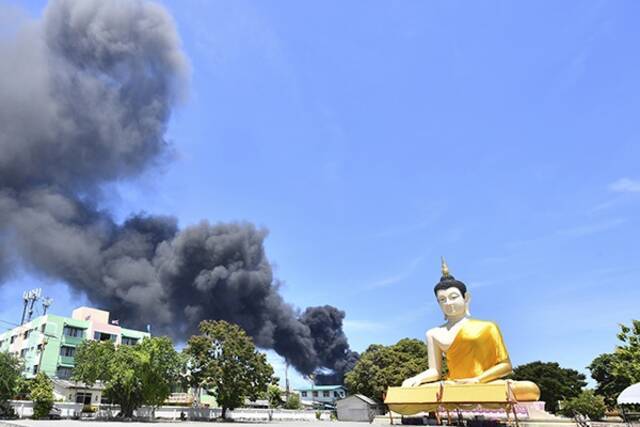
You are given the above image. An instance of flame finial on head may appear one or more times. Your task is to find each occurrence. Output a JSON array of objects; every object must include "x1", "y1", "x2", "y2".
[{"x1": 441, "y1": 256, "x2": 450, "y2": 278}]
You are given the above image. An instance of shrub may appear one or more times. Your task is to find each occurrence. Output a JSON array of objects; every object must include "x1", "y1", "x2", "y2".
[
  {"x1": 283, "y1": 393, "x2": 301, "y2": 410},
  {"x1": 30, "y1": 373, "x2": 54, "y2": 419},
  {"x1": 560, "y1": 390, "x2": 607, "y2": 420}
]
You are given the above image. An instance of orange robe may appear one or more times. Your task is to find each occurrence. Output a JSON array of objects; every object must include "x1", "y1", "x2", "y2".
[{"x1": 446, "y1": 319, "x2": 509, "y2": 380}]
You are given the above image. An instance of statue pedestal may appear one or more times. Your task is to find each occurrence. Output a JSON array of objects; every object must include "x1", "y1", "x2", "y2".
[{"x1": 385, "y1": 381, "x2": 540, "y2": 416}]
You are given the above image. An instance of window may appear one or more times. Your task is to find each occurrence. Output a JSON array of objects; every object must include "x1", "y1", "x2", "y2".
[
  {"x1": 20, "y1": 348, "x2": 27, "y2": 358},
  {"x1": 75, "y1": 392, "x2": 92, "y2": 405},
  {"x1": 40, "y1": 324, "x2": 46, "y2": 333},
  {"x1": 63, "y1": 326, "x2": 84, "y2": 338},
  {"x1": 312, "y1": 391, "x2": 318, "y2": 397},
  {"x1": 94, "y1": 331, "x2": 115, "y2": 341},
  {"x1": 121, "y1": 336, "x2": 138, "y2": 346},
  {"x1": 323, "y1": 391, "x2": 330, "y2": 397},
  {"x1": 33, "y1": 365, "x2": 38, "y2": 374},
  {"x1": 60, "y1": 346, "x2": 76, "y2": 357},
  {"x1": 56, "y1": 366, "x2": 73, "y2": 379},
  {"x1": 10, "y1": 335, "x2": 16, "y2": 344},
  {"x1": 301, "y1": 391, "x2": 307, "y2": 397},
  {"x1": 23, "y1": 330, "x2": 30, "y2": 339}
]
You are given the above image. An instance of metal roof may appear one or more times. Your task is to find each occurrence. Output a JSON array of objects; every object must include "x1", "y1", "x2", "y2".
[
  {"x1": 295, "y1": 384, "x2": 346, "y2": 391},
  {"x1": 337, "y1": 394, "x2": 377, "y2": 406}
]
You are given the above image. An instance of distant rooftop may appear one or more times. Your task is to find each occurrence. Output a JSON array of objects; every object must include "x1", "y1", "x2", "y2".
[{"x1": 295, "y1": 384, "x2": 346, "y2": 391}]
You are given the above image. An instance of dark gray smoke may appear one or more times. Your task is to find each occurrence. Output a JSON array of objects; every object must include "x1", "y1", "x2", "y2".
[
  {"x1": 0, "y1": 0, "x2": 357, "y2": 377},
  {"x1": 300, "y1": 306, "x2": 360, "y2": 384}
]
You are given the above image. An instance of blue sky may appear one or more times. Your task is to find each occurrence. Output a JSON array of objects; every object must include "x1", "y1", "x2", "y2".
[{"x1": 2, "y1": 0, "x2": 640, "y2": 388}]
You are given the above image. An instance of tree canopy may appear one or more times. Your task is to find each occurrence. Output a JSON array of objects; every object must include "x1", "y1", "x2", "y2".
[
  {"x1": 267, "y1": 384, "x2": 284, "y2": 408},
  {"x1": 344, "y1": 338, "x2": 428, "y2": 402},
  {"x1": 73, "y1": 336, "x2": 182, "y2": 418},
  {"x1": 0, "y1": 352, "x2": 22, "y2": 416},
  {"x1": 184, "y1": 320, "x2": 274, "y2": 417},
  {"x1": 587, "y1": 319, "x2": 640, "y2": 409},
  {"x1": 511, "y1": 361, "x2": 586, "y2": 413},
  {"x1": 612, "y1": 320, "x2": 640, "y2": 384},
  {"x1": 588, "y1": 353, "x2": 631, "y2": 409},
  {"x1": 559, "y1": 390, "x2": 607, "y2": 420}
]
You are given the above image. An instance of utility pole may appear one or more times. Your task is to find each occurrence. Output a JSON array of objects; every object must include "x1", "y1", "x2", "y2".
[
  {"x1": 36, "y1": 332, "x2": 58, "y2": 375},
  {"x1": 285, "y1": 359, "x2": 290, "y2": 399}
]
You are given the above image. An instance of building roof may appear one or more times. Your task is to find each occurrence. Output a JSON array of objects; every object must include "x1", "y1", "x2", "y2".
[
  {"x1": 295, "y1": 384, "x2": 346, "y2": 391},
  {"x1": 618, "y1": 383, "x2": 640, "y2": 405},
  {"x1": 352, "y1": 394, "x2": 377, "y2": 405},
  {"x1": 52, "y1": 379, "x2": 105, "y2": 390}
]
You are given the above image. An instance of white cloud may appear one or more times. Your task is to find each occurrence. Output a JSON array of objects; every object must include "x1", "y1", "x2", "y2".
[
  {"x1": 609, "y1": 178, "x2": 640, "y2": 193},
  {"x1": 366, "y1": 256, "x2": 423, "y2": 289}
]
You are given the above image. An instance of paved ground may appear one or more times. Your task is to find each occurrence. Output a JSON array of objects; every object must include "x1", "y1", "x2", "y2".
[{"x1": 1, "y1": 421, "x2": 386, "y2": 427}]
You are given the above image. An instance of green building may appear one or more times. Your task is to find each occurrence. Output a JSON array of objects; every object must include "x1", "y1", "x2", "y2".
[{"x1": 0, "y1": 306, "x2": 149, "y2": 403}]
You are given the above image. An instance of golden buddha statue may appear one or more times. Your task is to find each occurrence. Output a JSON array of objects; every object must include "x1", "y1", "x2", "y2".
[{"x1": 385, "y1": 258, "x2": 540, "y2": 415}]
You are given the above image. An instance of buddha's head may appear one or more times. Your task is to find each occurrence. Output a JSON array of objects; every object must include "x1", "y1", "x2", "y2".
[{"x1": 433, "y1": 258, "x2": 470, "y2": 319}]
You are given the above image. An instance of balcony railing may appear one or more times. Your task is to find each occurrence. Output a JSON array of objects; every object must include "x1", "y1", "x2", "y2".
[
  {"x1": 61, "y1": 335, "x2": 84, "y2": 346},
  {"x1": 59, "y1": 355, "x2": 75, "y2": 366}
]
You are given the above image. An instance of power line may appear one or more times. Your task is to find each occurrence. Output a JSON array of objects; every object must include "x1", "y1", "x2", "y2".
[{"x1": 0, "y1": 318, "x2": 20, "y2": 328}]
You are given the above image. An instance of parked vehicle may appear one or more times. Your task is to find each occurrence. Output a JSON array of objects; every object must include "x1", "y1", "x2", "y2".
[{"x1": 48, "y1": 407, "x2": 62, "y2": 420}]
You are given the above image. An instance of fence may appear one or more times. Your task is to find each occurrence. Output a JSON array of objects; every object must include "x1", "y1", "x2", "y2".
[{"x1": 8, "y1": 401, "x2": 332, "y2": 422}]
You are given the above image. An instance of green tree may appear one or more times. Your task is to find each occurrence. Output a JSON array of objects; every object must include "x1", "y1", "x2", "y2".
[
  {"x1": 181, "y1": 334, "x2": 210, "y2": 406},
  {"x1": 588, "y1": 353, "x2": 631, "y2": 409},
  {"x1": 14, "y1": 377, "x2": 33, "y2": 400},
  {"x1": 344, "y1": 338, "x2": 428, "y2": 402},
  {"x1": 267, "y1": 384, "x2": 284, "y2": 408},
  {"x1": 511, "y1": 361, "x2": 586, "y2": 413},
  {"x1": 138, "y1": 337, "x2": 183, "y2": 413},
  {"x1": 30, "y1": 372, "x2": 54, "y2": 419},
  {"x1": 105, "y1": 344, "x2": 145, "y2": 418},
  {"x1": 0, "y1": 352, "x2": 22, "y2": 416},
  {"x1": 184, "y1": 320, "x2": 274, "y2": 418},
  {"x1": 560, "y1": 390, "x2": 607, "y2": 420},
  {"x1": 284, "y1": 393, "x2": 301, "y2": 410},
  {"x1": 73, "y1": 337, "x2": 183, "y2": 418},
  {"x1": 72, "y1": 340, "x2": 116, "y2": 385},
  {"x1": 612, "y1": 320, "x2": 640, "y2": 384}
]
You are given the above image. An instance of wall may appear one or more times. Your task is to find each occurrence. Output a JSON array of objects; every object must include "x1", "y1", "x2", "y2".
[
  {"x1": 9, "y1": 401, "x2": 333, "y2": 421},
  {"x1": 9, "y1": 401, "x2": 83, "y2": 418},
  {"x1": 337, "y1": 397, "x2": 376, "y2": 422}
]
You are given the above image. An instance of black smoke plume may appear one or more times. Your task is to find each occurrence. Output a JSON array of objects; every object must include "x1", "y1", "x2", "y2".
[{"x1": 0, "y1": 0, "x2": 357, "y2": 378}]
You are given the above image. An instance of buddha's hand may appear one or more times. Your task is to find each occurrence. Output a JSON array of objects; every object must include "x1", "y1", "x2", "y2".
[
  {"x1": 454, "y1": 377, "x2": 481, "y2": 384},
  {"x1": 402, "y1": 376, "x2": 421, "y2": 387}
]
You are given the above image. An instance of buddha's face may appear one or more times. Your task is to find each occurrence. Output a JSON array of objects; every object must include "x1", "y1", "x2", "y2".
[{"x1": 436, "y1": 287, "x2": 468, "y2": 318}]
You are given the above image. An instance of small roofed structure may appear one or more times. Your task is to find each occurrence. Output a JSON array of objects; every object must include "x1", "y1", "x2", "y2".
[
  {"x1": 336, "y1": 394, "x2": 379, "y2": 422},
  {"x1": 618, "y1": 383, "x2": 640, "y2": 423},
  {"x1": 618, "y1": 383, "x2": 640, "y2": 405}
]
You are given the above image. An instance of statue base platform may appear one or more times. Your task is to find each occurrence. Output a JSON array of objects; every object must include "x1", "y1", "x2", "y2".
[{"x1": 385, "y1": 380, "x2": 541, "y2": 416}]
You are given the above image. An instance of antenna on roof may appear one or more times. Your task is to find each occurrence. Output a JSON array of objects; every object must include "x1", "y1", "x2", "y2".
[
  {"x1": 19, "y1": 288, "x2": 53, "y2": 324},
  {"x1": 20, "y1": 291, "x2": 30, "y2": 325},
  {"x1": 42, "y1": 297, "x2": 53, "y2": 316},
  {"x1": 26, "y1": 288, "x2": 41, "y2": 323}
]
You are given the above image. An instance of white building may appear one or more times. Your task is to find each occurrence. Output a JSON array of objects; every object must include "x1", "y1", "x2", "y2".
[{"x1": 295, "y1": 385, "x2": 347, "y2": 408}]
